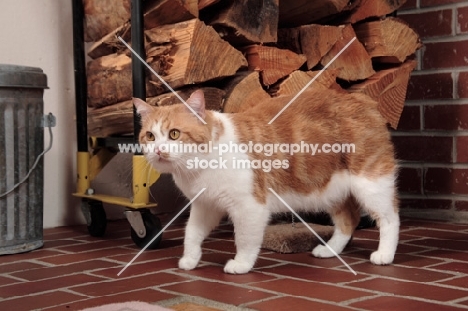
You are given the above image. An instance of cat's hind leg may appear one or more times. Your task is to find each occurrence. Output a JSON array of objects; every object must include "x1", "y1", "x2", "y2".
[
  {"x1": 224, "y1": 202, "x2": 271, "y2": 274},
  {"x1": 179, "y1": 203, "x2": 225, "y2": 271},
  {"x1": 351, "y1": 174, "x2": 399, "y2": 265},
  {"x1": 312, "y1": 196, "x2": 361, "y2": 258}
]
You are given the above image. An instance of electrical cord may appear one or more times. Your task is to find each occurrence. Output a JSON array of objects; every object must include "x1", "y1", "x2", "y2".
[{"x1": 0, "y1": 113, "x2": 54, "y2": 198}]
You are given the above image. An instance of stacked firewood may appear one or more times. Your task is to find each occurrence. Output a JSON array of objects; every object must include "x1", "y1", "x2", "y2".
[{"x1": 84, "y1": 0, "x2": 421, "y2": 137}]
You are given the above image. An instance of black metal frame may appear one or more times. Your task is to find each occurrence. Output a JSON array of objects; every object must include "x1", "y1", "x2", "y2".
[
  {"x1": 72, "y1": 0, "x2": 146, "y2": 151},
  {"x1": 130, "y1": 0, "x2": 146, "y2": 152},
  {"x1": 72, "y1": 0, "x2": 88, "y2": 153}
]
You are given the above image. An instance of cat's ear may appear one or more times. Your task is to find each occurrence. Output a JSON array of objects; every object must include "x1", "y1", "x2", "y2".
[
  {"x1": 133, "y1": 97, "x2": 153, "y2": 119},
  {"x1": 186, "y1": 90, "x2": 206, "y2": 120}
]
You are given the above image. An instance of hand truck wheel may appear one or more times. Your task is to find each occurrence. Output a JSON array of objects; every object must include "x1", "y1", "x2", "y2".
[
  {"x1": 130, "y1": 210, "x2": 162, "y2": 249},
  {"x1": 81, "y1": 200, "x2": 107, "y2": 237}
]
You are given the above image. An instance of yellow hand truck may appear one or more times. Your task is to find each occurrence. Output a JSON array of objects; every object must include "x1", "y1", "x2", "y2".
[{"x1": 71, "y1": 0, "x2": 163, "y2": 249}]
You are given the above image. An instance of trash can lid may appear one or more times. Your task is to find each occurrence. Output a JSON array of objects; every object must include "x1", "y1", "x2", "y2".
[{"x1": 0, "y1": 64, "x2": 48, "y2": 89}]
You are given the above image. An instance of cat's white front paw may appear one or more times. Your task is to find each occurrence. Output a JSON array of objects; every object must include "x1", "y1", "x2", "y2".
[
  {"x1": 370, "y1": 251, "x2": 394, "y2": 265},
  {"x1": 312, "y1": 244, "x2": 335, "y2": 258},
  {"x1": 178, "y1": 256, "x2": 200, "y2": 270},
  {"x1": 223, "y1": 259, "x2": 252, "y2": 274}
]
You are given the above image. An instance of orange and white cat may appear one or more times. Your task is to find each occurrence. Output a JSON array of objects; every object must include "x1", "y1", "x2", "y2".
[{"x1": 134, "y1": 88, "x2": 399, "y2": 274}]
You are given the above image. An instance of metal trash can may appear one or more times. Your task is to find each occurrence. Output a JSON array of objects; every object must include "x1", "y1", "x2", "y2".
[{"x1": 0, "y1": 64, "x2": 48, "y2": 254}]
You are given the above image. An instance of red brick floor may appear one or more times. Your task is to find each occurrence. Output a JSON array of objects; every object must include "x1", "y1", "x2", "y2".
[{"x1": 1, "y1": 217, "x2": 468, "y2": 310}]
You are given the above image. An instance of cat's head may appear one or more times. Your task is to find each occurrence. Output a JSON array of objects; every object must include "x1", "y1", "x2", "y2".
[{"x1": 133, "y1": 90, "x2": 213, "y2": 174}]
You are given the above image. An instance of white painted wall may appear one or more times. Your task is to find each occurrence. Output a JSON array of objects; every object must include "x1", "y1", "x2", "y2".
[{"x1": 0, "y1": 0, "x2": 84, "y2": 228}]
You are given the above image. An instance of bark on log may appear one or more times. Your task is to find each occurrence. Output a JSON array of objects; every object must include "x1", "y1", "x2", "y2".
[
  {"x1": 348, "y1": 59, "x2": 417, "y2": 128},
  {"x1": 243, "y1": 45, "x2": 307, "y2": 86},
  {"x1": 83, "y1": 0, "x2": 130, "y2": 42},
  {"x1": 278, "y1": 0, "x2": 355, "y2": 28},
  {"x1": 208, "y1": 0, "x2": 279, "y2": 44},
  {"x1": 87, "y1": 23, "x2": 130, "y2": 59},
  {"x1": 222, "y1": 71, "x2": 271, "y2": 113},
  {"x1": 86, "y1": 53, "x2": 161, "y2": 108},
  {"x1": 354, "y1": 17, "x2": 422, "y2": 63},
  {"x1": 345, "y1": 0, "x2": 407, "y2": 24},
  {"x1": 144, "y1": 0, "x2": 198, "y2": 30}
]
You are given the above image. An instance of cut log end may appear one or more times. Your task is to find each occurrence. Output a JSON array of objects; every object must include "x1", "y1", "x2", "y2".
[
  {"x1": 349, "y1": 59, "x2": 417, "y2": 128},
  {"x1": 354, "y1": 17, "x2": 422, "y2": 64}
]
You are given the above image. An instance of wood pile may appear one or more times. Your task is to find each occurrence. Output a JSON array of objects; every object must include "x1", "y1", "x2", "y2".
[{"x1": 84, "y1": 0, "x2": 421, "y2": 137}]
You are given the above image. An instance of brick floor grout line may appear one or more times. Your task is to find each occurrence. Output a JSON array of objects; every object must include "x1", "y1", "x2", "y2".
[
  {"x1": 0, "y1": 286, "x2": 97, "y2": 304},
  {"x1": 449, "y1": 296, "x2": 468, "y2": 306},
  {"x1": 82, "y1": 271, "x2": 116, "y2": 281},
  {"x1": 48, "y1": 244, "x2": 137, "y2": 256},
  {"x1": 341, "y1": 275, "x2": 378, "y2": 286},
  {"x1": 404, "y1": 264, "x2": 466, "y2": 277},
  {"x1": 97, "y1": 257, "x2": 133, "y2": 265},
  {"x1": 404, "y1": 226, "x2": 468, "y2": 233},
  {"x1": 162, "y1": 270, "x2": 366, "y2": 311},
  {"x1": 0, "y1": 273, "x2": 24, "y2": 284},
  {"x1": 165, "y1": 269, "x2": 296, "y2": 297},
  {"x1": 345, "y1": 275, "x2": 468, "y2": 302},
  {"x1": 16, "y1": 258, "x2": 55, "y2": 269},
  {"x1": 338, "y1": 284, "x2": 468, "y2": 309},
  {"x1": 239, "y1": 295, "x2": 288, "y2": 309},
  {"x1": 256, "y1": 253, "x2": 364, "y2": 272},
  {"x1": 340, "y1": 294, "x2": 388, "y2": 308},
  {"x1": 430, "y1": 280, "x2": 468, "y2": 293},
  {"x1": 333, "y1": 265, "x2": 464, "y2": 286}
]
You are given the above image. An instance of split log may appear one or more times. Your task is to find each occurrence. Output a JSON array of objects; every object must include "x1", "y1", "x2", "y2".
[
  {"x1": 278, "y1": 25, "x2": 343, "y2": 69},
  {"x1": 243, "y1": 45, "x2": 307, "y2": 86},
  {"x1": 88, "y1": 87, "x2": 225, "y2": 137},
  {"x1": 345, "y1": 0, "x2": 407, "y2": 24},
  {"x1": 83, "y1": 0, "x2": 130, "y2": 42},
  {"x1": 144, "y1": 0, "x2": 198, "y2": 30},
  {"x1": 269, "y1": 69, "x2": 342, "y2": 97},
  {"x1": 301, "y1": 25, "x2": 343, "y2": 69},
  {"x1": 87, "y1": 19, "x2": 247, "y2": 108},
  {"x1": 348, "y1": 59, "x2": 417, "y2": 128},
  {"x1": 321, "y1": 24, "x2": 375, "y2": 81},
  {"x1": 144, "y1": 19, "x2": 247, "y2": 88},
  {"x1": 354, "y1": 17, "x2": 422, "y2": 64},
  {"x1": 208, "y1": 0, "x2": 279, "y2": 44},
  {"x1": 222, "y1": 71, "x2": 271, "y2": 113},
  {"x1": 87, "y1": 23, "x2": 130, "y2": 59},
  {"x1": 87, "y1": 53, "x2": 161, "y2": 108},
  {"x1": 87, "y1": 0, "x2": 198, "y2": 59},
  {"x1": 278, "y1": 0, "x2": 355, "y2": 28}
]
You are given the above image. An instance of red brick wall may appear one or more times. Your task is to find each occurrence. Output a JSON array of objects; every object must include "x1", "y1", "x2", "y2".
[{"x1": 395, "y1": 0, "x2": 468, "y2": 221}]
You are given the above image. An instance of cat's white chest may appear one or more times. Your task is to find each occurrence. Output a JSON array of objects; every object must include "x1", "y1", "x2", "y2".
[{"x1": 172, "y1": 113, "x2": 255, "y2": 205}]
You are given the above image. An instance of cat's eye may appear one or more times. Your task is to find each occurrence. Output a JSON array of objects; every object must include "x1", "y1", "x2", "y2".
[
  {"x1": 145, "y1": 131, "x2": 155, "y2": 141},
  {"x1": 169, "y1": 129, "x2": 180, "y2": 140}
]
